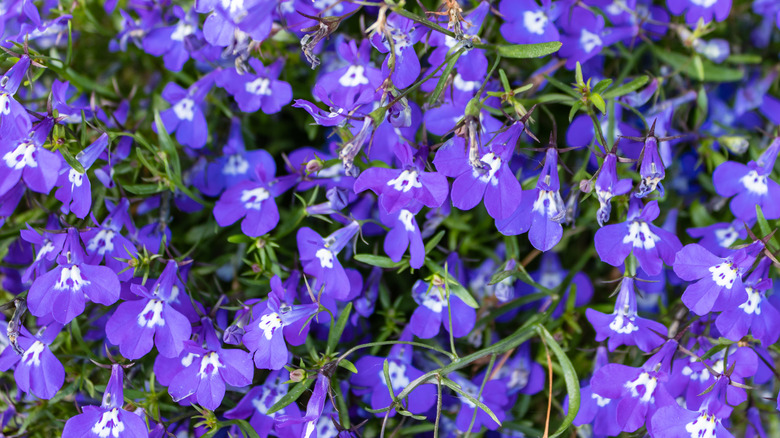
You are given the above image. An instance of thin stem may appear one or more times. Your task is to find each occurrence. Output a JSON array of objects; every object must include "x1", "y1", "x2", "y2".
[
  {"x1": 464, "y1": 354, "x2": 496, "y2": 438},
  {"x1": 433, "y1": 374, "x2": 443, "y2": 438}
]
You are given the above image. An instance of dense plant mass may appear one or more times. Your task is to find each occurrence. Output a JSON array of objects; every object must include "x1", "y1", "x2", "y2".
[{"x1": 3, "y1": 0, "x2": 780, "y2": 436}]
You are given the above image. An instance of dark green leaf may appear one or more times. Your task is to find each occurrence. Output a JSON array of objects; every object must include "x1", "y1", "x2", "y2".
[
  {"x1": 756, "y1": 205, "x2": 779, "y2": 248},
  {"x1": 442, "y1": 378, "x2": 501, "y2": 426},
  {"x1": 121, "y1": 183, "x2": 165, "y2": 195},
  {"x1": 267, "y1": 378, "x2": 314, "y2": 414},
  {"x1": 354, "y1": 254, "x2": 405, "y2": 268},
  {"x1": 338, "y1": 359, "x2": 358, "y2": 373},
  {"x1": 428, "y1": 49, "x2": 463, "y2": 105},
  {"x1": 493, "y1": 41, "x2": 562, "y2": 59},
  {"x1": 327, "y1": 302, "x2": 352, "y2": 354},
  {"x1": 424, "y1": 230, "x2": 445, "y2": 254},
  {"x1": 602, "y1": 75, "x2": 649, "y2": 99}
]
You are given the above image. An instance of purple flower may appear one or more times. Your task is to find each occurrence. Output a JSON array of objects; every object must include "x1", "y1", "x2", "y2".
[
  {"x1": 479, "y1": 342, "x2": 544, "y2": 395},
  {"x1": 572, "y1": 347, "x2": 621, "y2": 436},
  {"x1": 585, "y1": 277, "x2": 667, "y2": 352},
  {"x1": 243, "y1": 276, "x2": 318, "y2": 370},
  {"x1": 28, "y1": 228, "x2": 121, "y2": 324},
  {"x1": 673, "y1": 242, "x2": 762, "y2": 315},
  {"x1": 686, "y1": 219, "x2": 747, "y2": 257},
  {"x1": 213, "y1": 170, "x2": 295, "y2": 238},
  {"x1": 80, "y1": 198, "x2": 138, "y2": 280},
  {"x1": 156, "y1": 75, "x2": 214, "y2": 149},
  {"x1": 499, "y1": 0, "x2": 562, "y2": 45},
  {"x1": 317, "y1": 39, "x2": 383, "y2": 106},
  {"x1": 433, "y1": 136, "x2": 522, "y2": 220},
  {"x1": 715, "y1": 258, "x2": 780, "y2": 345},
  {"x1": 0, "y1": 323, "x2": 64, "y2": 400},
  {"x1": 379, "y1": 205, "x2": 425, "y2": 269},
  {"x1": 276, "y1": 373, "x2": 330, "y2": 438},
  {"x1": 105, "y1": 260, "x2": 193, "y2": 359},
  {"x1": 224, "y1": 370, "x2": 302, "y2": 438},
  {"x1": 217, "y1": 59, "x2": 293, "y2": 114},
  {"x1": 297, "y1": 222, "x2": 359, "y2": 299},
  {"x1": 408, "y1": 278, "x2": 476, "y2": 339},
  {"x1": 594, "y1": 151, "x2": 632, "y2": 226},
  {"x1": 354, "y1": 142, "x2": 448, "y2": 214},
  {"x1": 370, "y1": 14, "x2": 421, "y2": 89},
  {"x1": 667, "y1": 0, "x2": 732, "y2": 24},
  {"x1": 54, "y1": 133, "x2": 109, "y2": 219},
  {"x1": 0, "y1": 55, "x2": 32, "y2": 141},
  {"x1": 142, "y1": 6, "x2": 199, "y2": 71},
  {"x1": 198, "y1": 0, "x2": 274, "y2": 47},
  {"x1": 712, "y1": 138, "x2": 780, "y2": 220},
  {"x1": 651, "y1": 379, "x2": 734, "y2": 438},
  {"x1": 497, "y1": 146, "x2": 565, "y2": 251},
  {"x1": 63, "y1": 365, "x2": 148, "y2": 438},
  {"x1": 20, "y1": 222, "x2": 66, "y2": 283},
  {"x1": 452, "y1": 374, "x2": 509, "y2": 432},
  {"x1": 594, "y1": 199, "x2": 682, "y2": 275},
  {"x1": 559, "y1": 8, "x2": 632, "y2": 68},
  {"x1": 0, "y1": 117, "x2": 60, "y2": 197},
  {"x1": 426, "y1": 3, "x2": 490, "y2": 81}
]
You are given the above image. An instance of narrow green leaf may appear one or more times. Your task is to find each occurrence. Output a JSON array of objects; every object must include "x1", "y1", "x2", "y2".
[
  {"x1": 591, "y1": 79, "x2": 612, "y2": 95},
  {"x1": 121, "y1": 183, "x2": 165, "y2": 196},
  {"x1": 428, "y1": 49, "x2": 463, "y2": 105},
  {"x1": 227, "y1": 234, "x2": 254, "y2": 244},
  {"x1": 568, "y1": 101, "x2": 583, "y2": 122},
  {"x1": 153, "y1": 110, "x2": 182, "y2": 178},
  {"x1": 267, "y1": 378, "x2": 314, "y2": 414},
  {"x1": 494, "y1": 41, "x2": 562, "y2": 59},
  {"x1": 544, "y1": 74, "x2": 579, "y2": 98},
  {"x1": 499, "y1": 69, "x2": 511, "y2": 93},
  {"x1": 694, "y1": 87, "x2": 708, "y2": 128},
  {"x1": 574, "y1": 62, "x2": 584, "y2": 87},
  {"x1": 442, "y1": 378, "x2": 501, "y2": 426},
  {"x1": 725, "y1": 54, "x2": 762, "y2": 64},
  {"x1": 590, "y1": 93, "x2": 606, "y2": 114},
  {"x1": 327, "y1": 302, "x2": 352, "y2": 354},
  {"x1": 424, "y1": 230, "x2": 446, "y2": 254},
  {"x1": 58, "y1": 145, "x2": 86, "y2": 174},
  {"x1": 602, "y1": 75, "x2": 649, "y2": 99},
  {"x1": 756, "y1": 205, "x2": 780, "y2": 248},
  {"x1": 354, "y1": 254, "x2": 405, "y2": 268},
  {"x1": 536, "y1": 325, "x2": 580, "y2": 438},
  {"x1": 650, "y1": 47, "x2": 743, "y2": 82},
  {"x1": 338, "y1": 359, "x2": 358, "y2": 374}
]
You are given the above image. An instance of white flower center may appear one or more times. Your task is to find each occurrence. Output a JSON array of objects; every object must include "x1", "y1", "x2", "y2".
[
  {"x1": 137, "y1": 299, "x2": 166, "y2": 328},
  {"x1": 241, "y1": 187, "x2": 270, "y2": 210},
  {"x1": 714, "y1": 226, "x2": 738, "y2": 249},
  {"x1": 181, "y1": 352, "x2": 201, "y2": 367},
  {"x1": 387, "y1": 169, "x2": 422, "y2": 193},
  {"x1": 245, "y1": 78, "x2": 272, "y2": 96},
  {"x1": 252, "y1": 386, "x2": 285, "y2": 415},
  {"x1": 221, "y1": 0, "x2": 245, "y2": 14},
  {"x1": 378, "y1": 361, "x2": 411, "y2": 392},
  {"x1": 624, "y1": 372, "x2": 657, "y2": 403},
  {"x1": 198, "y1": 352, "x2": 224, "y2": 377},
  {"x1": 55, "y1": 266, "x2": 91, "y2": 292},
  {"x1": 173, "y1": 98, "x2": 195, "y2": 121},
  {"x1": 23, "y1": 341, "x2": 45, "y2": 367},
  {"x1": 68, "y1": 168, "x2": 84, "y2": 188},
  {"x1": 171, "y1": 22, "x2": 194, "y2": 41},
  {"x1": 690, "y1": 0, "x2": 717, "y2": 7},
  {"x1": 709, "y1": 262, "x2": 737, "y2": 289},
  {"x1": 338, "y1": 65, "x2": 369, "y2": 87},
  {"x1": 580, "y1": 29, "x2": 602, "y2": 53},
  {"x1": 474, "y1": 153, "x2": 502, "y2": 185},
  {"x1": 398, "y1": 209, "x2": 416, "y2": 232},
  {"x1": 453, "y1": 74, "x2": 480, "y2": 92},
  {"x1": 87, "y1": 229, "x2": 116, "y2": 256},
  {"x1": 258, "y1": 312, "x2": 282, "y2": 340},
  {"x1": 591, "y1": 392, "x2": 611, "y2": 407},
  {"x1": 740, "y1": 170, "x2": 768, "y2": 195},
  {"x1": 223, "y1": 155, "x2": 249, "y2": 176},
  {"x1": 3, "y1": 142, "x2": 37, "y2": 170},
  {"x1": 608, "y1": 313, "x2": 639, "y2": 334},
  {"x1": 92, "y1": 408, "x2": 125, "y2": 438},
  {"x1": 421, "y1": 288, "x2": 444, "y2": 313},
  {"x1": 685, "y1": 412, "x2": 717, "y2": 438},
  {"x1": 35, "y1": 240, "x2": 55, "y2": 262},
  {"x1": 0, "y1": 93, "x2": 10, "y2": 115},
  {"x1": 682, "y1": 364, "x2": 711, "y2": 383},
  {"x1": 532, "y1": 190, "x2": 565, "y2": 220},
  {"x1": 316, "y1": 248, "x2": 334, "y2": 269},
  {"x1": 523, "y1": 10, "x2": 548, "y2": 35},
  {"x1": 738, "y1": 287, "x2": 762, "y2": 315},
  {"x1": 622, "y1": 221, "x2": 659, "y2": 250}
]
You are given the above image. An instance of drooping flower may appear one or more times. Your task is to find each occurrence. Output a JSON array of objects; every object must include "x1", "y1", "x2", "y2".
[
  {"x1": 594, "y1": 199, "x2": 682, "y2": 275},
  {"x1": 585, "y1": 277, "x2": 667, "y2": 352},
  {"x1": 593, "y1": 149, "x2": 633, "y2": 226},
  {"x1": 105, "y1": 260, "x2": 193, "y2": 359},
  {"x1": 297, "y1": 221, "x2": 360, "y2": 300},
  {"x1": 27, "y1": 228, "x2": 120, "y2": 324},
  {"x1": 62, "y1": 364, "x2": 148, "y2": 438},
  {"x1": 370, "y1": 13, "x2": 421, "y2": 89},
  {"x1": 242, "y1": 276, "x2": 318, "y2": 370},
  {"x1": 0, "y1": 323, "x2": 64, "y2": 400}
]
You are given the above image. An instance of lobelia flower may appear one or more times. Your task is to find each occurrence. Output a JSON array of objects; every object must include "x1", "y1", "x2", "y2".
[
  {"x1": 155, "y1": 75, "x2": 214, "y2": 149},
  {"x1": 54, "y1": 133, "x2": 109, "y2": 219},
  {"x1": 105, "y1": 260, "x2": 192, "y2": 359},
  {"x1": 141, "y1": 6, "x2": 199, "y2": 71},
  {"x1": 408, "y1": 276, "x2": 476, "y2": 339},
  {"x1": 594, "y1": 199, "x2": 682, "y2": 276},
  {"x1": 277, "y1": 373, "x2": 330, "y2": 438},
  {"x1": 477, "y1": 342, "x2": 545, "y2": 396},
  {"x1": 433, "y1": 133, "x2": 522, "y2": 220},
  {"x1": 27, "y1": 228, "x2": 120, "y2": 325},
  {"x1": 317, "y1": 39, "x2": 383, "y2": 107},
  {"x1": 80, "y1": 198, "x2": 138, "y2": 280},
  {"x1": 673, "y1": 241, "x2": 762, "y2": 315},
  {"x1": 651, "y1": 377, "x2": 735, "y2": 438},
  {"x1": 585, "y1": 277, "x2": 667, "y2": 352},
  {"x1": 20, "y1": 220, "x2": 66, "y2": 283},
  {"x1": 297, "y1": 221, "x2": 359, "y2": 299},
  {"x1": 498, "y1": 0, "x2": 562, "y2": 45},
  {"x1": 217, "y1": 59, "x2": 293, "y2": 114},
  {"x1": 197, "y1": 0, "x2": 275, "y2": 47},
  {"x1": 242, "y1": 275, "x2": 318, "y2": 370},
  {"x1": 224, "y1": 370, "x2": 302, "y2": 438},
  {"x1": 686, "y1": 219, "x2": 748, "y2": 257},
  {"x1": 164, "y1": 322, "x2": 254, "y2": 411},
  {"x1": 451, "y1": 373, "x2": 509, "y2": 432},
  {"x1": 350, "y1": 341, "x2": 436, "y2": 416},
  {"x1": 572, "y1": 347, "x2": 621, "y2": 437},
  {"x1": 712, "y1": 137, "x2": 780, "y2": 220},
  {"x1": 590, "y1": 340, "x2": 677, "y2": 433},
  {"x1": 63, "y1": 364, "x2": 148, "y2": 438},
  {"x1": 370, "y1": 13, "x2": 421, "y2": 89},
  {"x1": 593, "y1": 147, "x2": 632, "y2": 226},
  {"x1": 667, "y1": 0, "x2": 732, "y2": 25},
  {"x1": 0, "y1": 54, "x2": 32, "y2": 141},
  {"x1": 213, "y1": 162, "x2": 296, "y2": 238},
  {"x1": 378, "y1": 203, "x2": 425, "y2": 269},
  {"x1": 558, "y1": 8, "x2": 633, "y2": 69},
  {"x1": 715, "y1": 258, "x2": 780, "y2": 345},
  {"x1": 0, "y1": 323, "x2": 64, "y2": 400},
  {"x1": 354, "y1": 142, "x2": 448, "y2": 215},
  {"x1": 496, "y1": 144, "x2": 566, "y2": 251},
  {"x1": 0, "y1": 117, "x2": 60, "y2": 197}
]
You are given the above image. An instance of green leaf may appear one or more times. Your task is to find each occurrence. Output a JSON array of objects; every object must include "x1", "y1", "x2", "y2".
[
  {"x1": 442, "y1": 378, "x2": 501, "y2": 426},
  {"x1": 756, "y1": 205, "x2": 779, "y2": 248},
  {"x1": 354, "y1": 254, "x2": 405, "y2": 268},
  {"x1": 650, "y1": 47, "x2": 743, "y2": 82},
  {"x1": 592, "y1": 78, "x2": 613, "y2": 95},
  {"x1": 590, "y1": 93, "x2": 606, "y2": 114},
  {"x1": 424, "y1": 230, "x2": 445, "y2": 254},
  {"x1": 499, "y1": 69, "x2": 511, "y2": 93},
  {"x1": 154, "y1": 111, "x2": 182, "y2": 178},
  {"x1": 536, "y1": 325, "x2": 580, "y2": 438},
  {"x1": 267, "y1": 378, "x2": 314, "y2": 414},
  {"x1": 602, "y1": 75, "x2": 649, "y2": 99},
  {"x1": 574, "y1": 62, "x2": 584, "y2": 86},
  {"x1": 568, "y1": 101, "x2": 584, "y2": 122},
  {"x1": 121, "y1": 183, "x2": 165, "y2": 195},
  {"x1": 694, "y1": 87, "x2": 708, "y2": 128},
  {"x1": 424, "y1": 259, "x2": 479, "y2": 308},
  {"x1": 428, "y1": 49, "x2": 463, "y2": 105},
  {"x1": 58, "y1": 145, "x2": 86, "y2": 174},
  {"x1": 327, "y1": 302, "x2": 352, "y2": 354},
  {"x1": 494, "y1": 41, "x2": 562, "y2": 59},
  {"x1": 725, "y1": 54, "x2": 762, "y2": 64},
  {"x1": 227, "y1": 234, "x2": 254, "y2": 244},
  {"x1": 338, "y1": 359, "x2": 358, "y2": 373}
]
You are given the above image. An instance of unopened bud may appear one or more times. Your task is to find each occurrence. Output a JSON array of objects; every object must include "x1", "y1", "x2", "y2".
[
  {"x1": 305, "y1": 158, "x2": 323, "y2": 174},
  {"x1": 290, "y1": 369, "x2": 306, "y2": 382},
  {"x1": 579, "y1": 179, "x2": 593, "y2": 193}
]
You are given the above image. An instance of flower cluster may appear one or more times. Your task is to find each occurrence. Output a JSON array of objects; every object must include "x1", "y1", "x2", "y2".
[{"x1": 1, "y1": 0, "x2": 780, "y2": 437}]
